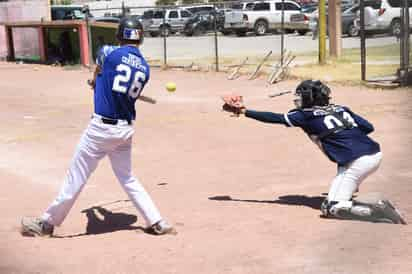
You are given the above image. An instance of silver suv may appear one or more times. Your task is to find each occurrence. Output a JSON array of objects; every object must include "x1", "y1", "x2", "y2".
[
  {"x1": 145, "y1": 8, "x2": 193, "y2": 37},
  {"x1": 355, "y1": 0, "x2": 411, "y2": 36}
]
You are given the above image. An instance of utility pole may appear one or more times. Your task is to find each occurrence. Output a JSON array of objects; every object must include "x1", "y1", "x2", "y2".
[
  {"x1": 318, "y1": 0, "x2": 327, "y2": 64},
  {"x1": 328, "y1": 0, "x2": 342, "y2": 58}
]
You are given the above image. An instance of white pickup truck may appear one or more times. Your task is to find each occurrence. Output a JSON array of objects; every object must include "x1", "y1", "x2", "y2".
[{"x1": 224, "y1": 0, "x2": 304, "y2": 36}]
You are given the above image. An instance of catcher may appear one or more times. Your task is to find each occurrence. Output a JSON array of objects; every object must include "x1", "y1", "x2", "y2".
[{"x1": 222, "y1": 80, "x2": 406, "y2": 224}]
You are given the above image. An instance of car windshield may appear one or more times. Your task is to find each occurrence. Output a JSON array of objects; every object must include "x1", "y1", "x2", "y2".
[
  {"x1": 153, "y1": 10, "x2": 165, "y2": 19},
  {"x1": 73, "y1": 10, "x2": 85, "y2": 19},
  {"x1": 231, "y1": 3, "x2": 243, "y2": 9},
  {"x1": 301, "y1": 5, "x2": 317, "y2": 13}
]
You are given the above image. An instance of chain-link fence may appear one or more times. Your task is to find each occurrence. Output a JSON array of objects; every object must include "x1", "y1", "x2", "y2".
[
  {"x1": 3, "y1": 1, "x2": 407, "y2": 84},
  {"x1": 85, "y1": 1, "x2": 301, "y2": 75},
  {"x1": 358, "y1": 0, "x2": 410, "y2": 86}
]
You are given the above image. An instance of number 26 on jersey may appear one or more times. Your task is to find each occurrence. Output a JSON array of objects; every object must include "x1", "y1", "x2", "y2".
[{"x1": 112, "y1": 64, "x2": 146, "y2": 99}]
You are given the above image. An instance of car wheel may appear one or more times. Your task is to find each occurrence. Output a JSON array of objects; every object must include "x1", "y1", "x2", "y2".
[
  {"x1": 220, "y1": 30, "x2": 232, "y2": 36},
  {"x1": 160, "y1": 25, "x2": 171, "y2": 37},
  {"x1": 254, "y1": 20, "x2": 268, "y2": 36},
  {"x1": 347, "y1": 23, "x2": 359, "y2": 37},
  {"x1": 149, "y1": 32, "x2": 159, "y2": 37},
  {"x1": 193, "y1": 26, "x2": 206, "y2": 36},
  {"x1": 390, "y1": 19, "x2": 401, "y2": 37},
  {"x1": 297, "y1": 30, "x2": 308, "y2": 36}
]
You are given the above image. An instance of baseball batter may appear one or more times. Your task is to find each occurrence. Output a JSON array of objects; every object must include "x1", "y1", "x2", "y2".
[
  {"x1": 222, "y1": 80, "x2": 406, "y2": 224},
  {"x1": 21, "y1": 17, "x2": 175, "y2": 236}
]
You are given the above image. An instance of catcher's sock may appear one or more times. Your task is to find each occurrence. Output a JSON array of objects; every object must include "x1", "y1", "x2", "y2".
[{"x1": 148, "y1": 220, "x2": 176, "y2": 235}]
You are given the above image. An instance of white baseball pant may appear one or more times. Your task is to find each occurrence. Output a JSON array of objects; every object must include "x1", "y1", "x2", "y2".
[
  {"x1": 328, "y1": 151, "x2": 383, "y2": 202},
  {"x1": 41, "y1": 116, "x2": 163, "y2": 227}
]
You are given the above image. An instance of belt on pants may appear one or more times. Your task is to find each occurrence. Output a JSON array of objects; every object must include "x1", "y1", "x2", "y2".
[{"x1": 92, "y1": 114, "x2": 132, "y2": 125}]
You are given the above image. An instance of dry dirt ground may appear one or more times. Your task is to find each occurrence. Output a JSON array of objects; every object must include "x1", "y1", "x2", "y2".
[{"x1": 0, "y1": 62, "x2": 412, "y2": 274}]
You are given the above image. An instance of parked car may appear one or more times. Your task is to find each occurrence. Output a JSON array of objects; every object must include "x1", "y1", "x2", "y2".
[
  {"x1": 290, "y1": 4, "x2": 360, "y2": 37},
  {"x1": 51, "y1": 5, "x2": 92, "y2": 20},
  {"x1": 342, "y1": 5, "x2": 360, "y2": 37},
  {"x1": 301, "y1": 3, "x2": 318, "y2": 14},
  {"x1": 182, "y1": 10, "x2": 227, "y2": 36},
  {"x1": 143, "y1": 8, "x2": 193, "y2": 37},
  {"x1": 140, "y1": 9, "x2": 156, "y2": 31},
  {"x1": 94, "y1": 16, "x2": 121, "y2": 23},
  {"x1": 357, "y1": 0, "x2": 411, "y2": 36},
  {"x1": 94, "y1": 14, "x2": 141, "y2": 24},
  {"x1": 229, "y1": 1, "x2": 256, "y2": 10},
  {"x1": 224, "y1": 0, "x2": 304, "y2": 36},
  {"x1": 185, "y1": 4, "x2": 216, "y2": 15}
]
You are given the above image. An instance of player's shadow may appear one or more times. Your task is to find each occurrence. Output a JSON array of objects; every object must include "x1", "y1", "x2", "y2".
[
  {"x1": 208, "y1": 194, "x2": 325, "y2": 210},
  {"x1": 54, "y1": 205, "x2": 144, "y2": 238}
]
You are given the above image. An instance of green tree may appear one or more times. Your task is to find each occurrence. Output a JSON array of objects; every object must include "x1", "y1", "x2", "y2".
[
  {"x1": 155, "y1": 0, "x2": 177, "y2": 6},
  {"x1": 181, "y1": 0, "x2": 204, "y2": 4}
]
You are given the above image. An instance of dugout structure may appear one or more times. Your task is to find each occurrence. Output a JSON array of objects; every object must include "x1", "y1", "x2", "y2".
[{"x1": 4, "y1": 20, "x2": 118, "y2": 66}]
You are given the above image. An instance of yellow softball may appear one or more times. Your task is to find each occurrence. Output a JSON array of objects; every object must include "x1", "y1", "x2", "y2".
[{"x1": 166, "y1": 82, "x2": 176, "y2": 93}]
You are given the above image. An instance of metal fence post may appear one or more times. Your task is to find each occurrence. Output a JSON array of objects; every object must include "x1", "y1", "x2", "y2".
[
  {"x1": 399, "y1": 0, "x2": 410, "y2": 86},
  {"x1": 281, "y1": 0, "x2": 285, "y2": 66},
  {"x1": 85, "y1": 6, "x2": 93, "y2": 69},
  {"x1": 213, "y1": 4, "x2": 219, "y2": 72},
  {"x1": 163, "y1": 7, "x2": 167, "y2": 68},
  {"x1": 359, "y1": 0, "x2": 366, "y2": 81}
]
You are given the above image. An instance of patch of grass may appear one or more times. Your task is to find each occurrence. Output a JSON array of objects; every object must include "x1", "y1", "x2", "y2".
[
  {"x1": 288, "y1": 44, "x2": 401, "y2": 83},
  {"x1": 299, "y1": 43, "x2": 401, "y2": 63},
  {"x1": 290, "y1": 62, "x2": 398, "y2": 84}
]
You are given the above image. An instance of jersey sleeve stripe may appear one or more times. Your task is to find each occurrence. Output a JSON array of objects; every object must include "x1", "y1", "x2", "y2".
[{"x1": 284, "y1": 113, "x2": 294, "y2": 127}]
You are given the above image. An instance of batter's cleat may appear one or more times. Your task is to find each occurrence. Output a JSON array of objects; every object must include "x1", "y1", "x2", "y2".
[
  {"x1": 147, "y1": 220, "x2": 177, "y2": 235},
  {"x1": 21, "y1": 217, "x2": 54, "y2": 237}
]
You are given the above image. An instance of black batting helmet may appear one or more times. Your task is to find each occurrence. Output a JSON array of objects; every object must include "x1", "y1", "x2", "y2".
[
  {"x1": 294, "y1": 80, "x2": 331, "y2": 108},
  {"x1": 116, "y1": 16, "x2": 144, "y2": 45}
]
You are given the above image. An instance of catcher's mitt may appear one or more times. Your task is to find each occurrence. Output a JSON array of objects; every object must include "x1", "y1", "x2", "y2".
[{"x1": 221, "y1": 95, "x2": 246, "y2": 116}]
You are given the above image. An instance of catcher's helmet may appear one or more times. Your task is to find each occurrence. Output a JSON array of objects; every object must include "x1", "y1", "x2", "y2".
[
  {"x1": 116, "y1": 16, "x2": 144, "y2": 45},
  {"x1": 294, "y1": 80, "x2": 331, "y2": 108}
]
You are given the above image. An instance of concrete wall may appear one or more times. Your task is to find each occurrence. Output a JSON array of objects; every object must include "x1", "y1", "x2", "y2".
[{"x1": 0, "y1": 0, "x2": 49, "y2": 60}]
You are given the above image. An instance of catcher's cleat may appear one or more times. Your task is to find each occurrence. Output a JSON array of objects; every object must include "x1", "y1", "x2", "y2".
[
  {"x1": 21, "y1": 217, "x2": 54, "y2": 237},
  {"x1": 372, "y1": 199, "x2": 407, "y2": 225},
  {"x1": 147, "y1": 220, "x2": 177, "y2": 235},
  {"x1": 322, "y1": 199, "x2": 407, "y2": 225}
]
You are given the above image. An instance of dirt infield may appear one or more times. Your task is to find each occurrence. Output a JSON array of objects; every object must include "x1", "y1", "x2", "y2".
[{"x1": 1, "y1": 62, "x2": 411, "y2": 274}]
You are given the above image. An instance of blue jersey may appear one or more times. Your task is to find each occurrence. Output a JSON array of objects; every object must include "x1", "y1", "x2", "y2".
[
  {"x1": 245, "y1": 105, "x2": 380, "y2": 166},
  {"x1": 94, "y1": 45, "x2": 150, "y2": 121}
]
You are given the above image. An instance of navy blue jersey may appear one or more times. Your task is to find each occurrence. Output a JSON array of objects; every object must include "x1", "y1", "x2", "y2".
[
  {"x1": 94, "y1": 45, "x2": 150, "y2": 121},
  {"x1": 245, "y1": 105, "x2": 380, "y2": 165}
]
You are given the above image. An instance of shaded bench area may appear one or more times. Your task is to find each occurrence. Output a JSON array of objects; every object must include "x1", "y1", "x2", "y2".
[{"x1": 4, "y1": 20, "x2": 117, "y2": 66}]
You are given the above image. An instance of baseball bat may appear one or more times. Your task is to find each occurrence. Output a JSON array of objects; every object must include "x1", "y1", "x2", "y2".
[
  {"x1": 268, "y1": 90, "x2": 292, "y2": 98},
  {"x1": 87, "y1": 79, "x2": 156, "y2": 104}
]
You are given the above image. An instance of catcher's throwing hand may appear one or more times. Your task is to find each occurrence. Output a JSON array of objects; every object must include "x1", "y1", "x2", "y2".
[{"x1": 221, "y1": 95, "x2": 246, "y2": 116}]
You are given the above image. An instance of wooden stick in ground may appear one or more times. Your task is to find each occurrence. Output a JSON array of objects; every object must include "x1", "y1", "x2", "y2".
[
  {"x1": 269, "y1": 55, "x2": 296, "y2": 84},
  {"x1": 248, "y1": 50, "x2": 272, "y2": 80},
  {"x1": 227, "y1": 57, "x2": 248, "y2": 80},
  {"x1": 268, "y1": 90, "x2": 292, "y2": 98},
  {"x1": 267, "y1": 50, "x2": 290, "y2": 84}
]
